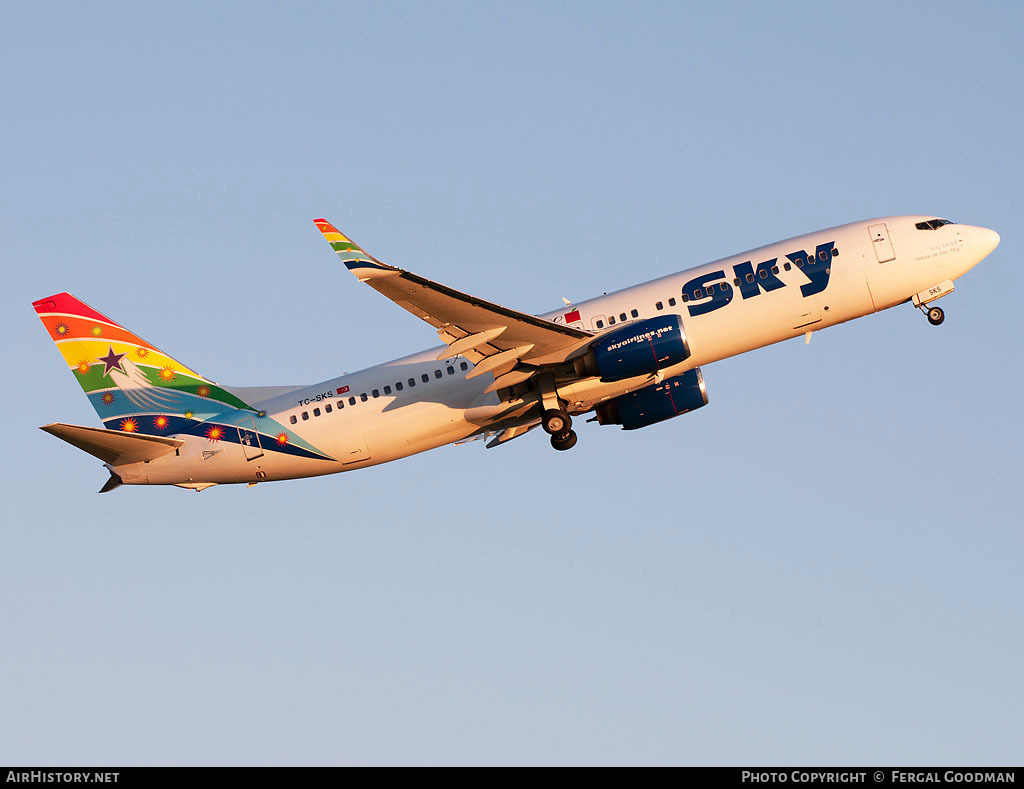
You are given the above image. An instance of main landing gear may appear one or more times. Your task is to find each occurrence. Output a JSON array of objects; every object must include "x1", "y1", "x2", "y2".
[{"x1": 542, "y1": 408, "x2": 577, "y2": 451}]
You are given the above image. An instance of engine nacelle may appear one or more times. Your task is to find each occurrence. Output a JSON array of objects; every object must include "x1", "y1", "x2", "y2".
[
  {"x1": 595, "y1": 368, "x2": 708, "y2": 430},
  {"x1": 590, "y1": 315, "x2": 690, "y2": 382}
]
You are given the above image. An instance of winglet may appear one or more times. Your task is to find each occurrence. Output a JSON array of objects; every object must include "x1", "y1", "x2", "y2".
[{"x1": 313, "y1": 219, "x2": 399, "y2": 281}]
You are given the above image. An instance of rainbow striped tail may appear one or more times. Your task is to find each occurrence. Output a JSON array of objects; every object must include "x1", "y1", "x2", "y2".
[{"x1": 33, "y1": 292, "x2": 250, "y2": 434}]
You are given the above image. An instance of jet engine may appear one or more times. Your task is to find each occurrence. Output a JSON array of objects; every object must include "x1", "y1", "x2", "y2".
[
  {"x1": 594, "y1": 368, "x2": 708, "y2": 430},
  {"x1": 586, "y1": 315, "x2": 691, "y2": 382}
]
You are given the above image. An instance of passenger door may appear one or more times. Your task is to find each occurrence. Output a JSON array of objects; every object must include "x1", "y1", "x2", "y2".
[{"x1": 868, "y1": 223, "x2": 896, "y2": 263}]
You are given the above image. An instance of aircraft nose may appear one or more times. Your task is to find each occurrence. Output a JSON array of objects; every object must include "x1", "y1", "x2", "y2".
[{"x1": 970, "y1": 226, "x2": 1000, "y2": 260}]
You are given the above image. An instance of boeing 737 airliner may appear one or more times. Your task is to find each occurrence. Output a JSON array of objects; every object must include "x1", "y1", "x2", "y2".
[{"x1": 34, "y1": 215, "x2": 999, "y2": 491}]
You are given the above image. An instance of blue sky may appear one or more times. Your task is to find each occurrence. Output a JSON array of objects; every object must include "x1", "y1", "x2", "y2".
[{"x1": 2, "y1": 0, "x2": 1021, "y2": 765}]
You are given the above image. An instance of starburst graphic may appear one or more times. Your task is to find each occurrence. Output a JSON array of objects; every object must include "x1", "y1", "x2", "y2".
[
  {"x1": 91, "y1": 326, "x2": 102, "y2": 337},
  {"x1": 153, "y1": 415, "x2": 169, "y2": 431},
  {"x1": 75, "y1": 360, "x2": 91, "y2": 376},
  {"x1": 135, "y1": 346, "x2": 150, "y2": 360},
  {"x1": 196, "y1": 385, "x2": 210, "y2": 398},
  {"x1": 54, "y1": 322, "x2": 69, "y2": 338},
  {"x1": 275, "y1": 432, "x2": 289, "y2": 446},
  {"x1": 205, "y1": 425, "x2": 224, "y2": 442},
  {"x1": 101, "y1": 392, "x2": 115, "y2": 405},
  {"x1": 257, "y1": 410, "x2": 267, "y2": 418},
  {"x1": 159, "y1": 366, "x2": 176, "y2": 382},
  {"x1": 183, "y1": 410, "x2": 194, "y2": 420},
  {"x1": 120, "y1": 418, "x2": 137, "y2": 433}
]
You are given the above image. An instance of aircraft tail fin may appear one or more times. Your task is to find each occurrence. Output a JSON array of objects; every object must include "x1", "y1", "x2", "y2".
[{"x1": 33, "y1": 293, "x2": 253, "y2": 433}]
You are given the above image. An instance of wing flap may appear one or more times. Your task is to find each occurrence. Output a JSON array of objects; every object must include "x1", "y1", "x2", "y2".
[{"x1": 41, "y1": 422, "x2": 184, "y2": 465}]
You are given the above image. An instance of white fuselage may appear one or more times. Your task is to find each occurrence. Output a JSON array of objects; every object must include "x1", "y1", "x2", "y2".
[{"x1": 118, "y1": 215, "x2": 997, "y2": 487}]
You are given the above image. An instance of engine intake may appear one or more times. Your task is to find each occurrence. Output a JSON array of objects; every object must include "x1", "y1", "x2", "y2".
[{"x1": 596, "y1": 368, "x2": 708, "y2": 430}]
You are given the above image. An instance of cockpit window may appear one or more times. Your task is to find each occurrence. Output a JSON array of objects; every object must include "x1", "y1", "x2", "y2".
[{"x1": 915, "y1": 218, "x2": 955, "y2": 230}]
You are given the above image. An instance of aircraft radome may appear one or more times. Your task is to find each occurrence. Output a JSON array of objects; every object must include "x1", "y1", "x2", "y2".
[{"x1": 33, "y1": 215, "x2": 999, "y2": 492}]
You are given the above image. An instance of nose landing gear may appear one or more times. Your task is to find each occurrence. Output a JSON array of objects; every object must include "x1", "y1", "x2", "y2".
[
  {"x1": 925, "y1": 305, "x2": 945, "y2": 325},
  {"x1": 912, "y1": 282, "x2": 955, "y2": 326}
]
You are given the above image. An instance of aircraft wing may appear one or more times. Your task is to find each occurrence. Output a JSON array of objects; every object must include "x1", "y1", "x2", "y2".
[{"x1": 314, "y1": 219, "x2": 592, "y2": 390}]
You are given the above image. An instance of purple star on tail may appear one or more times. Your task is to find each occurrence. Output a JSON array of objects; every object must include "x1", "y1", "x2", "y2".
[{"x1": 98, "y1": 347, "x2": 126, "y2": 376}]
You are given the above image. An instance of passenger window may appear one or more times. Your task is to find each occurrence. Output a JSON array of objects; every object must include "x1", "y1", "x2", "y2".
[
  {"x1": 656, "y1": 301, "x2": 663, "y2": 310},
  {"x1": 596, "y1": 319, "x2": 604, "y2": 328},
  {"x1": 719, "y1": 282, "x2": 728, "y2": 292},
  {"x1": 384, "y1": 385, "x2": 391, "y2": 394},
  {"x1": 408, "y1": 378, "x2": 416, "y2": 387},
  {"x1": 421, "y1": 374, "x2": 429, "y2": 383},
  {"x1": 796, "y1": 259, "x2": 804, "y2": 268},
  {"x1": 681, "y1": 293, "x2": 689, "y2": 303},
  {"x1": 325, "y1": 403, "x2": 332, "y2": 413},
  {"x1": 771, "y1": 266, "x2": 779, "y2": 274},
  {"x1": 630, "y1": 309, "x2": 638, "y2": 318},
  {"x1": 784, "y1": 262, "x2": 791, "y2": 271},
  {"x1": 668, "y1": 297, "x2": 676, "y2": 306},
  {"x1": 833, "y1": 248, "x2": 840, "y2": 256},
  {"x1": 447, "y1": 367, "x2": 455, "y2": 375},
  {"x1": 733, "y1": 278, "x2": 740, "y2": 286},
  {"x1": 759, "y1": 269, "x2": 768, "y2": 279},
  {"x1": 372, "y1": 389, "x2": 380, "y2": 398},
  {"x1": 460, "y1": 361, "x2": 469, "y2": 371},
  {"x1": 349, "y1": 396, "x2": 356, "y2": 405},
  {"x1": 704, "y1": 287, "x2": 713, "y2": 296},
  {"x1": 360, "y1": 393, "x2": 368, "y2": 402},
  {"x1": 302, "y1": 411, "x2": 309, "y2": 421},
  {"x1": 435, "y1": 370, "x2": 443, "y2": 379},
  {"x1": 289, "y1": 415, "x2": 297, "y2": 424},
  {"x1": 396, "y1": 382, "x2": 403, "y2": 391},
  {"x1": 609, "y1": 316, "x2": 616, "y2": 325},
  {"x1": 818, "y1": 251, "x2": 827, "y2": 261},
  {"x1": 337, "y1": 400, "x2": 344, "y2": 409},
  {"x1": 746, "y1": 273, "x2": 755, "y2": 283},
  {"x1": 619, "y1": 313, "x2": 627, "y2": 321},
  {"x1": 313, "y1": 407, "x2": 320, "y2": 417},
  {"x1": 694, "y1": 289, "x2": 703, "y2": 298}
]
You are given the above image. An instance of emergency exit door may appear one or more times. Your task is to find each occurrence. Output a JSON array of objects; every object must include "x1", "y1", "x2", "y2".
[{"x1": 868, "y1": 223, "x2": 895, "y2": 263}]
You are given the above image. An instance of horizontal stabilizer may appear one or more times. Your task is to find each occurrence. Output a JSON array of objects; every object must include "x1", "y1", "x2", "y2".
[{"x1": 40, "y1": 422, "x2": 184, "y2": 466}]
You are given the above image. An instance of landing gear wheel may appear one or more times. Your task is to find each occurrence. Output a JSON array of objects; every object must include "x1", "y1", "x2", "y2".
[
  {"x1": 927, "y1": 306, "x2": 945, "y2": 326},
  {"x1": 541, "y1": 409, "x2": 572, "y2": 436},
  {"x1": 551, "y1": 430, "x2": 577, "y2": 451}
]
